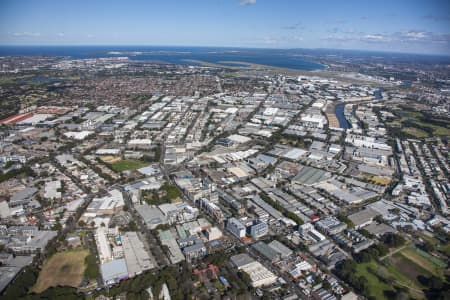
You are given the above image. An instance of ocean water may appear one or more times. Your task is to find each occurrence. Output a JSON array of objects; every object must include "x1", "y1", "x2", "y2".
[{"x1": 0, "y1": 45, "x2": 326, "y2": 70}]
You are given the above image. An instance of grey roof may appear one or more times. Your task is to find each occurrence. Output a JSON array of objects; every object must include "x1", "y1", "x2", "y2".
[
  {"x1": 0, "y1": 266, "x2": 21, "y2": 293},
  {"x1": 100, "y1": 258, "x2": 128, "y2": 282},
  {"x1": 137, "y1": 165, "x2": 160, "y2": 176},
  {"x1": 27, "y1": 231, "x2": 57, "y2": 249},
  {"x1": 177, "y1": 236, "x2": 199, "y2": 245},
  {"x1": 268, "y1": 240, "x2": 293, "y2": 258},
  {"x1": 364, "y1": 222, "x2": 395, "y2": 236},
  {"x1": 230, "y1": 253, "x2": 254, "y2": 268},
  {"x1": 256, "y1": 154, "x2": 278, "y2": 165},
  {"x1": 135, "y1": 204, "x2": 167, "y2": 229},
  {"x1": 251, "y1": 196, "x2": 283, "y2": 220},
  {"x1": 348, "y1": 208, "x2": 379, "y2": 227},
  {"x1": 121, "y1": 232, "x2": 154, "y2": 275},
  {"x1": 293, "y1": 167, "x2": 327, "y2": 185},
  {"x1": 251, "y1": 241, "x2": 280, "y2": 261},
  {"x1": 183, "y1": 242, "x2": 205, "y2": 254},
  {"x1": 11, "y1": 188, "x2": 38, "y2": 202}
]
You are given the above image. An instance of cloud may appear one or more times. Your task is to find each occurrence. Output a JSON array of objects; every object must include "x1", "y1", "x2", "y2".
[
  {"x1": 87, "y1": 34, "x2": 95, "y2": 38},
  {"x1": 12, "y1": 32, "x2": 41, "y2": 37},
  {"x1": 322, "y1": 30, "x2": 450, "y2": 47},
  {"x1": 262, "y1": 36, "x2": 277, "y2": 44},
  {"x1": 394, "y1": 30, "x2": 450, "y2": 44},
  {"x1": 239, "y1": 0, "x2": 256, "y2": 6},
  {"x1": 363, "y1": 34, "x2": 390, "y2": 42},
  {"x1": 57, "y1": 32, "x2": 65, "y2": 37},
  {"x1": 403, "y1": 31, "x2": 427, "y2": 40}
]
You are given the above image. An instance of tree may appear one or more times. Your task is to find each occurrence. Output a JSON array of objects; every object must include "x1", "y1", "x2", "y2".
[
  {"x1": 374, "y1": 243, "x2": 389, "y2": 257},
  {"x1": 78, "y1": 220, "x2": 86, "y2": 227},
  {"x1": 337, "y1": 214, "x2": 354, "y2": 228},
  {"x1": 421, "y1": 240, "x2": 436, "y2": 253},
  {"x1": 381, "y1": 233, "x2": 405, "y2": 248},
  {"x1": 84, "y1": 254, "x2": 99, "y2": 280},
  {"x1": 428, "y1": 276, "x2": 443, "y2": 290}
]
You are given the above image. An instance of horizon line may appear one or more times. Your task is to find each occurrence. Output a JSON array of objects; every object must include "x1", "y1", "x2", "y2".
[{"x1": 0, "y1": 44, "x2": 449, "y2": 57}]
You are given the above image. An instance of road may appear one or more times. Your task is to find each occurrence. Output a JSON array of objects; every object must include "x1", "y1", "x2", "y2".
[
  {"x1": 379, "y1": 242, "x2": 411, "y2": 261},
  {"x1": 119, "y1": 186, "x2": 168, "y2": 268}
]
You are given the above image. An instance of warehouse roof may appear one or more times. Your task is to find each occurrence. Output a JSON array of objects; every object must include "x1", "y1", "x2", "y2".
[
  {"x1": 100, "y1": 258, "x2": 128, "y2": 283},
  {"x1": 252, "y1": 241, "x2": 280, "y2": 262},
  {"x1": 268, "y1": 240, "x2": 293, "y2": 258},
  {"x1": 230, "y1": 253, "x2": 254, "y2": 269},
  {"x1": 292, "y1": 166, "x2": 328, "y2": 185}
]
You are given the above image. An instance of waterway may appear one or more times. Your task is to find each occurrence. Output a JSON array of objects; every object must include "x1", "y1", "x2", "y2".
[{"x1": 335, "y1": 103, "x2": 350, "y2": 129}]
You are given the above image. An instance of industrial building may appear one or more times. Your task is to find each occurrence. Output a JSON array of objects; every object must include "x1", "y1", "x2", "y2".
[
  {"x1": 226, "y1": 218, "x2": 246, "y2": 239},
  {"x1": 100, "y1": 258, "x2": 129, "y2": 285},
  {"x1": 230, "y1": 254, "x2": 277, "y2": 287},
  {"x1": 347, "y1": 208, "x2": 380, "y2": 229},
  {"x1": 121, "y1": 232, "x2": 154, "y2": 277},
  {"x1": 248, "y1": 220, "x2": 269, "y2": 238}
]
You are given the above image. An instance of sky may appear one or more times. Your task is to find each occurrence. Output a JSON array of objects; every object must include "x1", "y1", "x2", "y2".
[{"x1": 0, "y1": 0, "x2": 449, "y2": 55}]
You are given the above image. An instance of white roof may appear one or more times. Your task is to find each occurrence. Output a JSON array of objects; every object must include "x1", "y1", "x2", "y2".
[
  {"x1": 96, "y1": 149, "x2": 121, "y2": 155},
  {"x1": 17, "y1": 114, "x2": 53, "y2": 124},
  {"x1": 228, "y1": 134, "x2": 251, "y2": 143},
  {"x1": 225, "y1": 107, "x2": 239, "y2": 114},
  {"x1": 128, "y1": 139, "x2": 152, "y2": 145},
  {"x1": 64, "y1": 131, "x2": 94, "y2": 140},
  {"x1": 44, "y1": 180, "x2": 61, "y2": 199},
  {"x1": 283, "y1": 148, "x2": 308, "y2": 160}
]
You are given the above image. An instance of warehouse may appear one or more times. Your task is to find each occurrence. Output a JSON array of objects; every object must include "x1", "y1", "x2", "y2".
[
  {"x1": 268, "y1": 240, "x2": 293, "y2": 259},
  {"x1": 292, "y1": 166, "x2": 328, "y2": 186},
  {"x1": 251, "y1": 241, "x2": 280, "y2": 263},
  {"x1": 348, "y1": 208, "x2": 380, "y2": 229},
  {"x1": 230, "y1": 254, "x2": 277, "y2": 287},
  {"x1": 121, "y1": 232, "x2": 154, "y2": 277},
  {"x1": 135, "y1": 204, "x2": 168, "y2": 229},
  {"x1": 100, "y1": 258, "x2": 129, "y2": 285}
]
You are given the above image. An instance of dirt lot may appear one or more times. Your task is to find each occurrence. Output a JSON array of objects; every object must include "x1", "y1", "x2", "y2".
[
  {"x1": 33, "y1": 248, "x2": 89, "y2": 293},
  {"x1": 99, "y1": 155, "x2": 121, "y2": 164}
]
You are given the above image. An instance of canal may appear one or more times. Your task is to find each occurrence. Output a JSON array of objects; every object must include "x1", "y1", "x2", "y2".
[{"x1": 335, "y1": 103, "x2": 350, "y2": 129}]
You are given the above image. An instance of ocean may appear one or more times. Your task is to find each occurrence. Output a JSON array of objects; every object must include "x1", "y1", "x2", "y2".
[{"x1": 0, "y1": 45, "x2": 327, "y2": 71}]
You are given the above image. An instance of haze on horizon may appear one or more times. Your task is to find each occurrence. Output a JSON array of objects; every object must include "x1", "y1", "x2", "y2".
[{"x1": 0, "y1": 0, "x2": 449, "y2": 55}]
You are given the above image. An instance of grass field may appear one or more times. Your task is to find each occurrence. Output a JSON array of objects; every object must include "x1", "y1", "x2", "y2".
[
  {"x1": 109, "y1": 159, "x2": 148, "y2": 172},
  {"x1": 396, "y1": 110, "x2": 450, "y2": 137},
  {"x1": 383, "y1": 261, "x2": 426, "y2": 299},
  {"x1": 438, "y1": 243, "x2": 450, "y2": 257},
  {"x1": 355, "y1": 261, "x2": 394, "y2": 300},
  {"x1": 402, "y1": 127, "x2": 429, "y2": 138},
  {"x1": 401, "y1": 246, "x2": 446, "y2": 274},
  {"x1": 353, "y1": 245, "x2": 447, "y2": 300},
  {"x1": 33, "y1": 248, "x2": 89, "y2": 293},
  {"x1": 376, "y1": 245, "x2": 448, "y2": 299}
]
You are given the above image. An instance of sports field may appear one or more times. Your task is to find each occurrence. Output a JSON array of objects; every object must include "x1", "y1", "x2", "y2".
[
  {"x1": 33, "y1": 248, "x2": 89, "y2": 293},
  {"x1": 402, "y1": 127, "x2": 429, "y2": 138},
  {"x1": 382, "y1": 245, "x2": 447, "y2": 298},
  {"x1": 397, "y1": 246, "x2": 446, "y2": 277},
  {"x1": 109, "y1": 159, "x2": 148, "y2": 172}
]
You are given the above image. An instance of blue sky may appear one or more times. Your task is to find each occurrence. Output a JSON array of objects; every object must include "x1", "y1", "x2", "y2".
[{"x1": 0, "y1": 0, "x2": 449, "y2": 54}]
